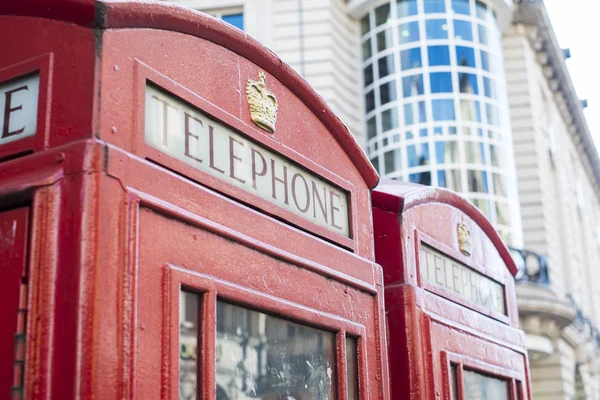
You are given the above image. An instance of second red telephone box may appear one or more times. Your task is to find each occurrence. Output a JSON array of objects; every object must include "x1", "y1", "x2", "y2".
[{"x1": 372, "y1": 180, "x2": 531, "y2": 399}]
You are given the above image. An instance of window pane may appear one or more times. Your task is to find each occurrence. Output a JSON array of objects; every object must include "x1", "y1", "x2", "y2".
[
  {"x1": 361, "y1": 15, "x2": 371, "y2": 36},
  {"x1": 426, "y1": 19, "x2": 449, "y2": 39},
  {"x1": 454, "y1": 20, "x2": 473, "y2": 41},
  {"x1": 452, "y1": 0, "x2": 471, "y2": 15},
  {"x1": 490, "y1": 145, "x2": 506, "y2": 168},
  {"x1": 430, "y1": 72, "x2": 453, "y2": 93},
  {"x1": 216, "y1": 301, "x2": 336, "y2": 399},
  {"x1": 362, "y1": 38, "x2": 372, "y2": 61},
  {"x1": 222, "y1": 13, "x2": 244, "y2": 31},
  {"x1": 385, "y1": 149, "x2": 401, "y2": 173},
  {"x1": 478, "y1": 24, "x2": 489, "y2": 45},
  {"x1": 494, "y1": 173, "x2": 508, "y2": 196},
  {"x1": 380, "y1": 82, "x2": 397, "y2": 105},
  {"x1": 428, "y1": 45, "x2": 451, "y2": 66},
  {"x1": 476, "y1": 0, "x2": 488, "y2": 19},
  {"x1": 365, "y1": 90, "x2": 375, "y2": 113},
  {"x1": 364, "y1": 64, "x2": 374, "y2": 86},
  {"x1": 432, "y1": 99, "x2": 456, "y2": 121},
  {"x1": 401, "y1": 47, "x2": 422, "y2": 69},
  {"x1": 458, "y1": 72, "x2": 478, "y2": 94},
  {"x1": 377, "y1": 29, "x2": 393, "y2": 52},
  {"x1": 398, "y1": 0, "x2": 418, "y2": 17},
  {"x1": 407, "y1": 143, "x2": 430, "y2": 168},
  {"x1": 382, "y1": 108, "x2": 399, "y2": 132},
  {"x1": 367, "y1": 116, "x2": 377, "y2": 141},
  {"x1": 371, "y1": 156, "x2": 379, "y2": 173},
  {"x1": 409, "y1": 171, "x2": 432, "y2": 185},
  {"x1": 180, "y1": 291, "x2": 199, "y2": 400},
  {"x1": 467, "y1": 170, "x2": 489, "y2": 193},
  {"x1": 424, "y1": 0, "x2": 446, "y2": 13},
  {"x1": 460, "y1": 99, "x2": 481, "y2": 122},
  {"x1": 450, "y1": 365, "x2": 459, "y2": 400},
  {"x1": 378, "y1": 55, "x2": 395, "y2": 78},
  {"x1": 483, "y1": 76, "x2": 497, "y2": 99},
  {"x1": 438, "y1": 169, "x2": 461, "y2": 191},
  {"x1": 399, "y1": 21, "x2": 420, "y2": 44},
  {"x1": 463, "y1": 369, "x2": 510, "y2": 400},
  {"x1": 375, "y1": 3, "x2": 391, "y2": 26},
  {"x1": 481, "y1": 50, "x2": 490, "y2": 71},
  {"x1": 465, "y1": 140, "x2": 485, "y2": 164},
  {"x1": 486, "y1": 103, "x2": 499, "y2": 126},
  {"x1": 435, "y1": 140, "x2": 459, "y2": 163},
  {"x1": 346, "y1": 338, "x2": 359, "y2": 400},
  {"x1": 404, "y1": 101, "x2": 427, "y2": 125},
  {"x1": 456, "y1": 46, "x2": 476, "y2": 67},
  {"x1": 472, "y1": 198, "x2": 491, "y2": 218},
  {"x1": 403, "y1": 74, "x2": 424, "y2": 97}
]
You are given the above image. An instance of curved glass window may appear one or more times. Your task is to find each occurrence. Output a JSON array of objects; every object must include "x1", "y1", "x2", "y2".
[
  {"x1": 456, "y1": 46, "x2": 476, "y2": 68},
  {"x1": 362, "y1": 39, "x2": 372, "y2": 61},
  {"x1": 430, "y1": 72, "x2": 453, "y2": 93},
  {"x1": 397, "y1": 0, "x2": 418, "y2": 17},
  {"x1": 496, "y1": 201, "x2": 509, "y2": 225},
  {"x1": 409, "y1": 171, "x2": 432, "y2": 185},
  {"x1": 399, "y1": 21, "x2": 420, "y2": 44},
  {"x1": 464, "y1": 140, "x2": 486, "y2": 164},
  {"x1": 364, "y1": 64, "x2": 374, "y2": 86},
  {"x1": 384, "y1": 149, "x2": 402, "y2": 173},
  {"x1": 428, "y1": 45, "x2": 451, "y2": 66},
  {"x1": 377, "y1": 29, "x2": 393, "y2": 52},
  {"x1": 401, "y1": 48, "x2": 423, "y2": 69},
  {"x1": 365, "y1": 90, "x2": 375, "y2": 113},
  {"x1": 460, "y1": 99, "x2": 481, "y2": 122},
  {"x1": 378, "y1": 55, "x2": 395, "y2": 78},
  {"x1": 478, "y1": 24, "x2": 489, "y2": 45},
  {"x1": 424, "y1": 0, "x2": 446, "y2": 13},
  {"x1": 494, "y1": 173, "x2": 508, "y2": 197},
  {"x1": 426, "y1": 19, "x2": 449, "y2": 39},
  {"x1": 467, "y1": 170, "x2": 489, "y2": 193},
  {"x1": 375, "y1": 3, "x2": 391, "y2": 26},
  {"x1": 454, "y1": 20, "x2": 473, "y2": 41},
  {"x1": 486, "y1": 103, "x2": 499, "y2": 126},
  {"x1": 435, "y1": 140, "x2": 459, "y2": 163},
  {"x1": 438, "y1": 169, "x2": 462, "y2": 191},
  {"x1": 483, "y1": 76, "x2": 497, "y2": 99},
  {"x1": 404, "y1": 101, "x2": 427, "y2": 125},
  {"x1": 452, "y1": 0, "x2": 471, "y2": 15},
  {"x1": 403, "y1": 74, "x2": 424, "y2": 97},
  {"x1": 458, "y1": 72, "x2": 478, "y2": 94},
  {"x1": 407, "y1": 143, "x2": 431, "y2": 168},
  {"x1": 476, "y1": 0, "x2": 488, "y2": 20},
  {"x1": 367, "y1": 116, "x2": 376, "y2": 140},
  {"x1": 382, "y1": 108, "x2": 399, "y2": 132},
  {"x1": 432, "y1": 99, "x2": 455, "y2": 121},
  {"x1": 481, "y1": 50, "x2": 490, "y2": 71},
  {"x1": 380, "y1": 82, "x2": 397, "y2": 105},
  {"x1": 361, "y1": 15, "x2": 370, "y2": 36}
]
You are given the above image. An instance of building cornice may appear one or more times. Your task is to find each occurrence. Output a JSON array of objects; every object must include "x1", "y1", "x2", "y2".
[{"x1": 512, "y1": 0, "x2": 600, "y2": 202}]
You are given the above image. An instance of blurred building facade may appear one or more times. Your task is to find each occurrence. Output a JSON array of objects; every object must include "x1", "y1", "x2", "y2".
[{"x1": 165, "y1": 0, "x2": 600, "y2": 398}]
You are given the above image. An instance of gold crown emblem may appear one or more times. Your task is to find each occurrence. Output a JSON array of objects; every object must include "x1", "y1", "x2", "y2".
[
  {"x1": 246, "y1": 71, "x2": 278, "y2": 133},
  {"x1": 457, "y1": 217, "x2": 472, "y2": 256}
]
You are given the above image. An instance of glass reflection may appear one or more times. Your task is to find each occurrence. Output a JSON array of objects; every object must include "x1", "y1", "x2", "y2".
[
  {"x1": 456, "y1": 46, "x2": 476, "y2": 68},
  {"x1": 430, "y1": 72, "x2": 453, "y2": 93},
  {"x1": 465, "y1": 141, "x2": 485, "y2": 164},
  {"x1": 362, "y1": 39, "x2": 372, "y2": 61},
  {"x1": 385, "y1": 149, "x2": 402, "y2": 173},
  {"x1": 367, "y1": 117, "x2": 376, "y2": 141},
  {"x1": 424, "y1": 0, "x2": 446, "y2": 13},
  {"x1": 472, "y1": 198, "x2": 491, "y2": 218},
  {"x1": 426, "y1": 19, "x2": 449, "y2": 39},
  {"x1": 454, "y1": 20, "x2": 473, "y2": 41},
  {"x1": 467, "y1": 170, "x2": 489, "y2": 193},
  {"x1": 452, "y1": 0, "x2": 471, "y2": 15},
  {"x1": 463, "y1": 369, "x2": 510, "y2": 400},
  {"x1": 404, "y1": 101, "x2": 427, "y2": 125},
  {"x1": 438, "y1": 169, "x2": 462, "y2": 191},
  {"x1": 360, "y1": 15, "x2": 370, "y2": 37},
  {"x1": 397, "y1": 0, "x2": 418, "y2": 17},
  {"x1": 378, "y1": 55, "x2": 395, "y2": 78},
  {"x1": 363, "y1": 64, "x2": 374, "y2": 87},
  {"x1": 382, "y1": 108, "x2": 399, "y2": 132},
  {"x1": 180, "y1": 291, "x2": 200, "y2": 400},
  {"x1": 401, "y1": 47, "x2": 422, "y2": 70},
  {"x1": 435, "y1": 140, "x2": 459, "y2": 164},
  {"x1": 403, "y1": 74, "x2": 424, "y2": 97},
  {"x1": 494, "y1": 173, "x2": 508, "y2": 197},
  {"x1": 428, "y1": 45, "x2": 451, "y2": 66},
  {"x1": 450, "y1": 365, "x2": 459, "y2": 400},
  {"x1": 478, "y1": 24, "x2": 489, "y2": 45},
  {"x1": 377, "y1": 29, "x2": 393, "y2": 52},
  {"x1": 399, "y1": 21, "x2": 420, "y2": 44},
  {"x1": 346, "y1": 338, "x2": 359, "y2": 400},
  {"x1": 365, "y1": 90, "x2": 375, "y2": 113},
  {"x1": 483, "y1": 77, "x2": 497, "y2": 99},
  {"x1": 409, "y1": 171, "x2": 432, "y2": 185},
  {"x1": 460, "y1": 99, "x2": 481, "y2": 122},
  {"x1": 216, "y1": 301, "x2": 336, "y2": 400},
  {"x1": 458, "y1": 72, "x2": 478, "y2": 94},
  {"x1": 375, "y1": 3, "x2": 391, "y2": 26},
  {"x1": 476, "y1": 0, "x2": 488, "y2": 20},
  {"x1": 432, "y1": 99, "x2": 456, "y2": 121},
  {"x1": 380, "y1": 82, "x2": 397, "y2": 105},
  {"x1": 407, "y1": 143, "x2": 430, "y2": 168}
]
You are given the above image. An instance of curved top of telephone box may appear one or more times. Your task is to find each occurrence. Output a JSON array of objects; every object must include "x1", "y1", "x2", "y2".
[{"x1": 372, "y1": 179, "x2": 518, "y2": 277}]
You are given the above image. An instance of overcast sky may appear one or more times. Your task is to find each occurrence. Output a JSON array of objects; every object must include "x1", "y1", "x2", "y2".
[{"x1": 544, "y1": 0, "x2": 600, "y2": 149}]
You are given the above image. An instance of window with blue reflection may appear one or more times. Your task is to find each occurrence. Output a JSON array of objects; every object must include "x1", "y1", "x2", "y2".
[
  {"x1": 458, "y1": 72, "x2": 478, "y2": 94},
  {"x1": 438, "y1": 169, "x2": 461, "y2": 191},
  {"x1": 380, "y1": 82, "x2": 397, "y2": 105},
  {"x1": 481, "y1": 50, "x2": 490, "y2": 71},
  {"x1": 407, "y1": 143, "x2": 430, "y2": 168},
  {"x1": 432, "y1": 99, "x2": 455, "y2": 121},
  {"x1": 456, "y1": 46, "x2": 476, "y2": 68},
  {"x1": 399, "y1": 21, "x2": 420, "y2": 45},
  {"x1": 375, "y1": 3, "x2": 391, "y2": 26},
  {"x1": 381, "y1": 108, "x2": 399, "y2": 132},
  {"x1": 367, "y1": 116, "x2": 377, "y2": 140},
  {"x1": 468, "y1": 170, "x2": 489, "y2": 193},
  {"x1": 483, "y1": 77, "x2": 497, "y2": 98},
  {"x1": 361, "y1": 15, "x2": 370, "y2": 36},
  {"x1": 222, "y1": 13, "x2": 244, "y2": 31},
  {"x1": 377, "y1": 30, "x2": 393, "y2": 52},
  {"x1": 428, "y1": 45, "x2": 450, "y2": 66},
  {"x1": 401, "y1": 47, "x2": 422, "y2": 70},
  {"x1": 397, "y1": 0, "x2": 418, "y2": 17},
  {"x1": 430, "y1": 72, "x2": 453, "y2": 93},
  {"x1": 426, "y1": 19, "x2": 449, "y2": 39},
  {"x1": 460, "y1": 99, "x2": 481, "y2": 122},
  {"x1": 403, "y1": 74, "x2": 424, "y2": 97},
  {"x1": 366, "y1": 90, "x2": 375, "y2": 113},
  {"x1": 420, "y1": 128, "x2": 428, "y2": 137},
  {"x1": 424, "y1": 0, "x2": 446, "y2": 13},
  {"x1": 476, "y1": 0, "x2": 488, "y2": 19},
  {"x1": 454, "y1": 20, "x2": 473, "y2": 41},
  {"x1": 464, "y1": 140, "x2": 486, "y2": 164},
  {"x1": 364, "y1": 64, "x2": 374, "y2": 87},
  {"x1": 409, "y1": 171, "x2": 432, "y2": 185},
  {"x1": 404, "y1": 102, "x2": 427, "y2": 125},
  {"x1": 362, "y1": 39, "x2": 372, "y2": 61},
  {"x1": 378, "y1": 55, "x2": 395, "y2": 78},
  {"x1": 435, "y1": 141, "x2": 459, "y2": 163},
  {"x1": 478, "y1": 25, "x2": 489, "y2": 45},
  {"x1": 452, "y1": 0, "x2": 471, "y2": 15},
  {"x1": 486, "y1": 103, "x2": 498, "y2": 126}
]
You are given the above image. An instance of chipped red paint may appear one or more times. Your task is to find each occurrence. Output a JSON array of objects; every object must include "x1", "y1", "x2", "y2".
[
  {"x1": 372, "y1": 179, "x2": 532, "y2": 400},
  {"x1": 0, "y1": 2, "x2": 388, "y2": 400}
]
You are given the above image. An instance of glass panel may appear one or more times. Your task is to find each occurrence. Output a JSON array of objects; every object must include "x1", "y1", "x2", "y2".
[
  {"x1": 472, "y1": 198, "x2": 490, "y2": 218},
  {"x1": 458, "y1": 72, "x2": 478, "y2": 94},
  {"x1": 375, "y1": 3, "x2": 391, "y2": 26},
  {"x1": 424, "y1": 0, "x2": 446, "y2": 13},
  {"x1": 467, "y1": 170, "x2": 489, "y2": 193},
  {"x1": 407, "y1": 143, "x2": 430, "y2": 168},
  {"x1": 380, "y1": 82, "x2": 397, "y2": 105},
  {"x1": 438, "y1": 169, "x2": 462, "y2": 191},
  {"x1": 432, "y1": 99, "x2": 456, "y2": 121},
  {"x1": 371, "y1": 156, "x2": 379, "y2": 173},
  {"x1": 454, "y1": 20, "x2": 473, "y2": 41},
  {"x1": 490, "y1": 145, "x2": 505, "y2": 168},
  {"x1": 222, "y1": 13, "x2": 244, "y2": 31},
  {"x1": 346, "y1": 338, "x2": 359, "y2": 400},
  {"x1": 465, "y1": 140, "x2": 485, "y2": 164},
  {"x1": 478, "y1": 24, "x2": 489, "y2": 45},
  {"x1": 463, "y1": 369, "x2": 510, "y2": 400},
  {"x1": 435, "y1": 140, "x2": 459, "y2": 163},
  {"x1": 397, "y1": 0, "x2": 418, "y2": 17},
  {"x1": 403, "y1": 74, "x2": 424, "y2": 97},
  {"x1": 377, "y1": 29, "x2": 393, "y2": 52},
  {"x1": 401, "y1": 47, "x2": 422, "y2": 70},
  {"x1": 409, "y1": 171, "x2": 432, "y2": 185},
  {"x1": 216, "y1": 301, "x2": 336, "y2": 400},
  {"x1": 378, "y1": 55, "x2": 395, "y2": 78},
  {"x1": 481, "y1": 50, "x2": 490, "y2": 71},
  {"x1": 385, "y1": 149, "x2": 401, "y2": 173},
  {"x1": 430, "y1": 72, "x2": 453, "y2": 93},
  {"x1": 382, "y1": 108, "x2": 399, "y2": 132},
  {"x1": 450, "y1": 365, "x2": 459, "y2": 400},
  {"x1": 486, "y1": 103, "x2": 498, "y2": 126},
  {"x1": 476, "y1": 1, "x2": 488, "y2": 19},
  {"x1": 363, "y1": 64, "x2": 374, "y2": 87},
  {"x1": 360, "y1": 15, "x2": 370, "y2": 36},
  {"x1": 367, "y1": 116, "x2": 377, "y2": 141},
  {"x1": 399, "y1": 21, "x2": 420, "y2": 44},
  {"x1": 452, "y1": 0, "x2": 471, "y2": 15},
  {"x1": 460, "y1": 99, "x2": 481, "y2": 122},
  {"x1": 494, "y1": 173, "x2": 508, "y2": 197},
  {"x1": 180, "y1": 291, "x2": 199, "y2": 400},
  {"x1": 428, "y1": 45, "x2": 451, "y2": 66},
  {"x1": 404, "y1": 102, "x2": 427, "y2": 125},
  {"x1": 456, "y1": 46, "x2": 476, "y2": 68},
  {"x1": 426, "y1": 19, "x2": 449, "y2": 39},
  {"x1": 483, "y1": 77, "x2": 497, "y2": 99},
  {"x1": 362, "y1": 39, "x2": 372, "y2": 61}
]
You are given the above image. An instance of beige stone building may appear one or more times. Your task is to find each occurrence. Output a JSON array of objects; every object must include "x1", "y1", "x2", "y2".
[{"x1": 165, "y1": 0, "x2": 600, "y2": 398}]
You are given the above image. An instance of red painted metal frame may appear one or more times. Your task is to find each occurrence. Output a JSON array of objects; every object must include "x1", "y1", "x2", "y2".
[{"x1": 0, "y1": 53, "x2": 53, "y2": 160}]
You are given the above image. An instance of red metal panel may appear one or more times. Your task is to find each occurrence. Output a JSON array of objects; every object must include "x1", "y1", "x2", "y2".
[{"x1": 0, "y1": 207, "x2": 29, "y2": 399}]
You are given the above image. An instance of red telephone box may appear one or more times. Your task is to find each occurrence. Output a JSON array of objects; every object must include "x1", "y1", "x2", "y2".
[
  {"x1": 372, "y1": 180, "x2": 531, "y2": 399},
  {"x1": 0, "y1": 2, "x2": 389, "y2": 399}
]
